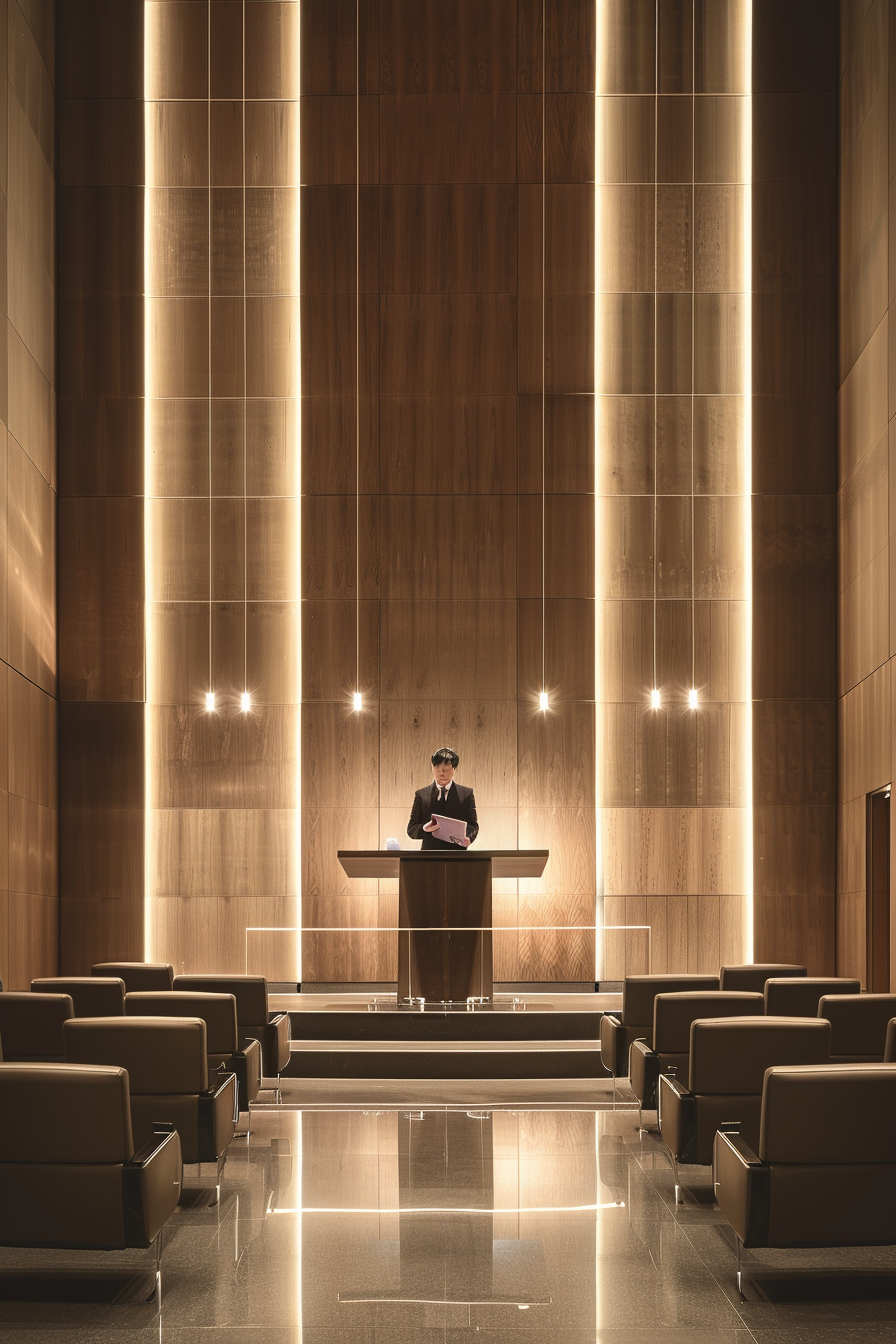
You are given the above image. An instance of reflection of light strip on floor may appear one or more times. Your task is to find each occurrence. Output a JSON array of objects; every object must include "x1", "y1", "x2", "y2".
[
  {"x1": 338, "y1": 1294, "x2": 552, "y2": 1306},
  {"x1": 272, "y1": 1203, "x2": 625, "y2": 1214}
]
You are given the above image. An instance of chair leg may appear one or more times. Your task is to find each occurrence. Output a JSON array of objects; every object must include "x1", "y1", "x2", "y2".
[
  {"x1": 147, "y1": 1230, "x2": 163, "y2": 1303},
  {"x1": 212, "y1": 1151, "x2": 227, "y2": 1207},
  {"x1": 735, "y1": 1237, "x2": 744, "y2": 1297},
  {"x1": 672, "y1": 1156, "x2": 682, "y2": 1205}
]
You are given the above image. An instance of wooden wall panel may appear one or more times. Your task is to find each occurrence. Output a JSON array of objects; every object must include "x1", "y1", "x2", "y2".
[
  {"x1": 838, "y1": 0, "x2": 896, "y2": 982},
  {"x1": 595, "y1": 0, "x2": 756, "y2": 977},
  {"x1": 754, "y1": 0, "x2": 838, "y2": 973},
  {"x1": 301, "y1": 0, "x2": 596, "y2": 984},
  {"x1": 141, "y1": 2, "x2": 300, "y2": 980},
  {"x1": 1, "y1": 0, "x2": 57, "y2": 988}
]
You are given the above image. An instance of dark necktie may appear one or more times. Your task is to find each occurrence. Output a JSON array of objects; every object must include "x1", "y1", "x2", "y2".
[{"x1": 440, "y1": 788, "x2": 447, "y2": 803}]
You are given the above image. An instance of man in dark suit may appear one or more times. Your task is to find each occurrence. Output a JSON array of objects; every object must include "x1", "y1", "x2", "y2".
[{"x1": 407, "y1": 746, "x2": 479, "y2": 850}]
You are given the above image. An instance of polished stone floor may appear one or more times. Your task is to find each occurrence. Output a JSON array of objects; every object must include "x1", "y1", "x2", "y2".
[{"x1": 0, "y1": 1077, "x2": 895, "y2": 1341}]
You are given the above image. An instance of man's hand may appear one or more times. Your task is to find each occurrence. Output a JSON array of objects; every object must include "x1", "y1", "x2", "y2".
[{"x1": 423, "y1": 819, "x2": 440, "y2": 833}]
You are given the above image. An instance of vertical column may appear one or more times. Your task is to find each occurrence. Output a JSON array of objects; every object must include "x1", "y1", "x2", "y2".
[
  {"x1": 837, "y1": 0, "x2": 884, "y2": 979},
  {"x1": 597, "y1": 0, "x2": 752, "y2": 976},
  {"x1": 145, "y1": 1, "x2": 300, "y2": 978},
  {"x1": 299, "y1": 0, "x2": 383, "y2": 983},
  {"x1": 752, "y1": 0, "x2": 837, "y2": 972}
]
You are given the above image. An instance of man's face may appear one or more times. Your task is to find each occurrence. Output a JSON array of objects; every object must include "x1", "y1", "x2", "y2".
[{"x1": 432, "y1": 760, "x2": 456, "y2": 788}]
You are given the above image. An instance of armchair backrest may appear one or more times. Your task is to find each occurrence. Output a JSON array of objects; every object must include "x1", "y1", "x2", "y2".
[
  {"x1": 719, "y1": 963, "x2": 806, "y2": 993},
  {"x1": 92, "y1": 962, "x2": 174, "y2": 992},
  {"x1": 31, "y1": 977, "x2": 125, "y2": 1018},
  {"x1": 819, "y1": 993, "x2": 896, "y2": 1059},
  {"x1": 621, "y1": 974, "x2": 719, "y2": 1037},
  {"x1": 0, "y1": 1062, "x2": 134, "y2": 1162},
  {"x1": 174, "y1": 974, "x2": 268, "y2": 1024},
  {"x1": 764, "y1": 977, "x2": 861, "y2": 1018},
  {"x1": 125, "y1": 990, "x2": 238, "y2": 1057},
  {"x1": 687, "y1": 1015, "x2": 830, "y2": 1093},
  {"x1": 760, "y1": 1064, "x2": 896, "y2": 1164},
  {"x1": 0, "y1": 992, "x2": 73, "y2": 1060},
  {"x1": 64, "y1": 1016, "x2": 209, "y2": 1094},
  {"x1": 653, "y1": 991, "x2": 763, "y2": 1054}
]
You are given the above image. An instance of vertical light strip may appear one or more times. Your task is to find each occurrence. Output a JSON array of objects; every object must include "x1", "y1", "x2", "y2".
[
  {"x1": 295, "y1": 0, "x2": 303, "y2": 984},
  {"x1": 689, "y1": 0, "x2": 697, "y2": 711},
  {"x1": 593, "y1": 1, "x2": 605, "y2": 984},
  {"x1": 541, "y1": 0, "x2": 547, "y2": 712},
  {"x1": 742, "y1": 0, "x2": 754, "y2": 960},
  {"x1": 651, "y1": 1, "x2": 659, "y2": 709},
  {"x1": 143, "y1": 7, "x2": 154, "y2": 960},
  {"x1": 354, "y1": 0, "x2": 361, "y2": 712},
  {"x1": 242, "y1": 0, "x2": 249, "y2": 712},
  {"x1": 206, "y1": 0, "x2": 214, "y2": 711}
]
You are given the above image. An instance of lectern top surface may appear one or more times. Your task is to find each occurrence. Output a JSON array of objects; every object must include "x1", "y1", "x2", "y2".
[{"x1": 337, "y1": 849, "x2": 549, "y2": 879}]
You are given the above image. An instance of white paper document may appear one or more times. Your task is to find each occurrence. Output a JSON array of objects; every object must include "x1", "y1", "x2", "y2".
[{"x1": 430, "y1": 814, "x2": 469, "y2": 846}]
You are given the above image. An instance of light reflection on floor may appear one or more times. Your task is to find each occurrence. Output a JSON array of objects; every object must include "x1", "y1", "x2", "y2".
[{"x1": 0, "y1": 1078, "x2": 894, "y2": 1341}]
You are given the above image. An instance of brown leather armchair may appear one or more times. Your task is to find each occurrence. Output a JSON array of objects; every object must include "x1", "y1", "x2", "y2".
[
  {"x1": 174, "y1": 974, "x2": 290, "y2": 1078},
  {"x1": 125, "y1": 990, "x2": 262, "y2": 1114},
  {"x1": 763, "y1": 976, "x2": 860, "y2": 1017},
  {"x1": 0, "y1": 1062, "x2": 182, "y2": 1289},
  {"x1": 713, "y1": 1064, "x2": 896, "y2": 1293},
  {"x1": 658, "y1": 1015, "x2": 831, "y2": 1201},
  {"x1": 818, "y1": 992, "x2": 896, "y2": 1062},
  {"x1": 629, "y1": 991, "x2": 763, "y2": 1118},
  {"x1": 719, "y1": 964, "x2": 806, "y2": 993},
  {"x1": 598, "y1": 974, "x2": 720, "y2": 1083},
  {"x1": 0, "y1": 992, "x2": 74, "y2": 1061},
  {"x1": 92, "y1": 963, "x2": 175, "y2": 992},
  {"x1": 63, "y1": 1016, "x2": 237, "y2": 1174},
  {"x1": 32, "y1": 976, "x2": 126, "y2": 1017}
]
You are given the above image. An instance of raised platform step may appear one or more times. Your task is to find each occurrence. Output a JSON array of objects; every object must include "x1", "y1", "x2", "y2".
[
  {"x1": 284, "y1": 1007, "x2": 606, "y2": 1043},
  {"x1": 273, "y1": 991, "x2": 617, "y2": 1079},
  {"x1": 284, "y1": 1038, "x2": 602, "y2": 1080}
]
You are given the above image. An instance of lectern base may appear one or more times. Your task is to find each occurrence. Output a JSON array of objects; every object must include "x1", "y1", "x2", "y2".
[{"x1": 398, "y1": 856, "x2": 493, "y2": 1002}]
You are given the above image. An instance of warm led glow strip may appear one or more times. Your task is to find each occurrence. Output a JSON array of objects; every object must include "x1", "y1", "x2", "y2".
[
  {"x1": 295, "y1": 0, "x2": 303, "y2": 985},
  {"x1": 143, "y1": 18, "x2": 154, "y2": 958},
  {"x1": 593, "y1": 4, "x2": 605, "y2": 985},
  {"x1": 742, "y1": 1, "x2": 754, "y2": 961}
]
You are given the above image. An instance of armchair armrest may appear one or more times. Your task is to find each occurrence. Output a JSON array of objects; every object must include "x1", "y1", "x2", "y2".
[
  {"x1": 658, "y1": 1071, "x2": 696, "y2": 1162},
  {"x1": 198, "y1": 1071, "x2": 238, "y2": 1159},
  {"x1": 629, "y1": 1038, "x2": 659, "y2": 1107},
  {"x1": 228, "y1": 1036, "x2": 262, "y2": 1110},
  {"x1": 122, "y1": 1128, "x2": 183, "y2": 1248},
  {"x1": 246, "y1": 1012, "x2": 291, "y2": 1075},
  {"x1": 712, "y1": 1129, "x2": 769, "y2": 1248},
  {"x1": 599, "y1": 1015, "x2": 643, "y2": 1079}
]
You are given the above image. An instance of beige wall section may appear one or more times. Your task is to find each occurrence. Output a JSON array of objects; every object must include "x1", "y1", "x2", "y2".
[
  {"x1": 0, "y1": 0, "x2": 57, "y2": 989},
  {"x1": 145, "y1": 1, "x2": 300, "y2": 980},
  {"x1": 838, "y1": 0, "x2": 895, "y2": 984},
  {"x1": 597, "y1": 1, "x2": 751, "y2": 976}
]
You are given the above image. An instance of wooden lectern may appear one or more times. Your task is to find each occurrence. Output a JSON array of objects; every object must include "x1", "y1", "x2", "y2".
[{"x1": 337, "y1": 851, "x2": 549, "y2": 1002}]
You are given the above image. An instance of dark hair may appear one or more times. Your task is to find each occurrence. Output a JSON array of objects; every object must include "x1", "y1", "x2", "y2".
[{"x1": 431, "y1": 747, "x2": 459, "y2": 768}]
